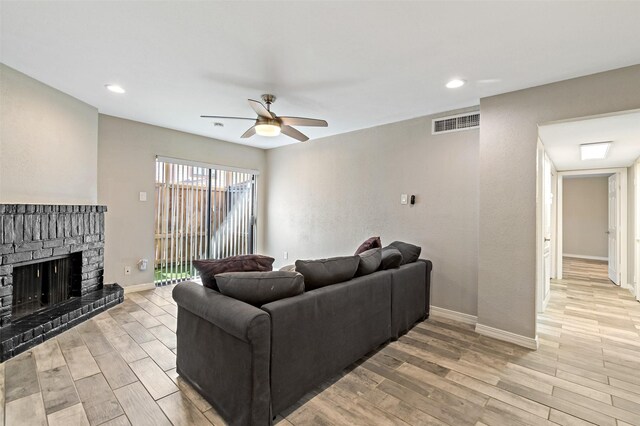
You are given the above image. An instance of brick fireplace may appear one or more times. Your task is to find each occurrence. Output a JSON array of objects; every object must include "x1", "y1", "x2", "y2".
[{"x1": 0, "y1": 204, "x2": 123, "y2": 360}]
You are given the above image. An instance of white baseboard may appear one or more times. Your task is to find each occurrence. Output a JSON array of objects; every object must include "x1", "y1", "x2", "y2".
[
  {"x1": 563, "y1": 254, "x2": 608, "y2": 261},
  {"x1": 622, "y1": 282, "x2": 636, "y2": 299},
  {"x1": 123, "y1": 282, "x2": 156, "y2": 294},
  {"x1": 475, "y1": 323, "x2": 539, "y2": 350},
  {"x1": 430, "y1": 306, "x2": 478, "y2": 325}
]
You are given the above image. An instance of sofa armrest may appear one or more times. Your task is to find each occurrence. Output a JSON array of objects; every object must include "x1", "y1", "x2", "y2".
[
  {"x1": 172, "y1": 281, "x2": 266, "y2": 343},
  {"x1": 417, "y1": 259, "x2": 433, "y2": 316},
  {"x1": 172, "y1": 282, "x2": 271, "y2": 426}
]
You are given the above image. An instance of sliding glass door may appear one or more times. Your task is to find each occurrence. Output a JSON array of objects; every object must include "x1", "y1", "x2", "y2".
[{"x1": 154, "y1": 157, "x2": 257, "y2": 285}]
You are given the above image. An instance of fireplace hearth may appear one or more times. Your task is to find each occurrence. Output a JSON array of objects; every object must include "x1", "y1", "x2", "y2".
[{"x1": 0, "y1": 204, "x2": 124, "y2": 361}]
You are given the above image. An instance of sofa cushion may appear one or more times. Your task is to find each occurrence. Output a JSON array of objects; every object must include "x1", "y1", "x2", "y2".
[
  {"x1": 356, "y1": 248, "x2": 382, "y2": 276},
  {"x1": 193, "y1": 254, "x2": 275, "y2": 291},
  {"x1": 295, "y1": 256, "x2": 359, "y2": 290},
  {"x1": 380, "y1": 247, "x2": 403, "y2": 270},
  {"x1": 355, "y1": 236, "x2": 382, "y2": 255},
  {"x1": 388, "y1": 241, "x2": 422, "y2": 264},
  {"x1": 215, "y1": 271, "x2": 304, "y2": 306}
]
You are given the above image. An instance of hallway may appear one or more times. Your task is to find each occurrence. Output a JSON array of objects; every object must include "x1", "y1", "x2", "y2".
[{"x1": 536, "y1": 256, "x2": 640, "y2": 424}]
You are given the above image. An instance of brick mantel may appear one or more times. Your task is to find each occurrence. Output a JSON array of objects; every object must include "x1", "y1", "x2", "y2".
[{"x1": 0, "y1": 204, "x2": 107, "y2": 328}]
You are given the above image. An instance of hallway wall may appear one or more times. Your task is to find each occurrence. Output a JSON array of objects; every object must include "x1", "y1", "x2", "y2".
[{"x1": 563, "y1": 176, "x2": 609, "y2": 259}]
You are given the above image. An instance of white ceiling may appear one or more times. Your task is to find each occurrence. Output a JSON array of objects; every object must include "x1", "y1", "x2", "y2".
[
  {"x1": 539, "y1": 110, "x2": 640, "y2": 171},
  {"x1": 2, "y1": 1, "x2": 640, "y2": 149}
]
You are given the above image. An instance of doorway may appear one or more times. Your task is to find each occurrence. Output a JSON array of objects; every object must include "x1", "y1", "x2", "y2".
[{"x1": 555, "y1": 169, "x2": 628, "y2": 288}]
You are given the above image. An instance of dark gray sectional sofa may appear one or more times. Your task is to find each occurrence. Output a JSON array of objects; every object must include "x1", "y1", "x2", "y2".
[{"x1": 172, "y1": 259, "x2": 432, "y2": 426}]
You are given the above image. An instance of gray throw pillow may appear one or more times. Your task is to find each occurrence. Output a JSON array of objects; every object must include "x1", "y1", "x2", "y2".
[
  {"x1": 380, "y1": 247, "x2": 403, "y2": 270},
  {"x1": 295, "y1": 256, "x2": 359, "y2": 290},
  {"x1": 388, "y1": 241, "x2": 422, "y2": 264},
  {"x1": 215, "y1": 271, "x2": 304, "y2": 306},
  {"x1": 356, "y1": 248, "x2": 382, "y2": 276}
]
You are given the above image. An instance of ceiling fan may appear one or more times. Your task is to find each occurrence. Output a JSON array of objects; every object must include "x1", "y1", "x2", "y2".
[{"x1": 201, "y1": 94, "x2": 328, "y2": 142}]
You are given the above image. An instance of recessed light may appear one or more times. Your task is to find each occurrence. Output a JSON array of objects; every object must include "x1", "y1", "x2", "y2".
[
  {"x1": 446, "y1": 79, "x2": 466, "y2": 89},
  {"x1": 580, "y1": 142, "x2": 611, "y2": 160},
  {"x1": 105, "y1": 84, "x2": 126, "y2": 94}
]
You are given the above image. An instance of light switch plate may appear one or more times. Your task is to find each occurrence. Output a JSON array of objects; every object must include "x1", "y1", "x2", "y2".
[
  {"x1": 139, "y1": 191, "x2": 147, "y2": 202},
  {"x1": 400, "y1": 194, "x2": 408, "y2": 205}
]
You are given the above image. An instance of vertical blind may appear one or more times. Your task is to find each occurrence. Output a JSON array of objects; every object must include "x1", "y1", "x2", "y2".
[{"x1": 154, "y1": 158, "x2": 257, "y2": 285}]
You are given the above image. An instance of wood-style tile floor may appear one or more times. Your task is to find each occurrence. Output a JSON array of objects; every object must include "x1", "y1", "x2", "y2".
[{"x1": 2, "y1": 257, "x2": 640, "y2": 425}]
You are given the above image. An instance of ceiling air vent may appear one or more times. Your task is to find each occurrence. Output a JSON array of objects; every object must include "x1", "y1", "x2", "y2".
[{"x1": 432, "y1": 111, "x2": 480, "y2": 134}]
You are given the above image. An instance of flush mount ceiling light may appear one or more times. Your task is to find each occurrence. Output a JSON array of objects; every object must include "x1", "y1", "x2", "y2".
[
  {"x1": 580, "y1": 141, "x2": 611, "y2": 160},
  {"x1": 446, "y1": 79, "x2": 466, "y2": 89},
  {"x1": 105, "y1": 84, "x2": 125, "y2": 94}
]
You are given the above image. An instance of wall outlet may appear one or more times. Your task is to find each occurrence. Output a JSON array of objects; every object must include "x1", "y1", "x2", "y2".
[
  {"x1": 124, "y1": 266, "x2": 131, "y2": 275},
  {"x1": 284, "y1": 251, "x2": 288, "y2": 260},
  {"x1": 139, "y1": 191, "x2": 147, "y2": 202}
]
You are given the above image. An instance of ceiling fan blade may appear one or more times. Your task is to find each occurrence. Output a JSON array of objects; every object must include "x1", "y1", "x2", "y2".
[
  {"x1": 241, "y1": 126, "x2": 256, "y2": 138},
  {"x1": 281, "y1": 125, "x2": 309, "y2": 142},
  {"x1": 248, "y1": 99, "x2": 273, "y2": 119},
  {"x1": 200, "y1": 115, "x2": 255, "y2": 120},
  {"x1": 279, "y1": 116, "x2": 328, "y2": 127}
]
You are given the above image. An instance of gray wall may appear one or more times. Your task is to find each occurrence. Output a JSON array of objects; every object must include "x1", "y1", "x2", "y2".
[
  {"x1": 563, "y1": 176, "x2": 609, "y2": 258},
  {"x1": 98, "y1": 115, "x2": 267, "y2": 288},
  {"x1": 265, "y1": 109, "x2": 479, "y2": 316},
  {"x1": 479, "y1": 64, "x2": 640, "y2": 339},
  {"x1": 0, "y1": 64, "x2": 98, "y2": 204}
]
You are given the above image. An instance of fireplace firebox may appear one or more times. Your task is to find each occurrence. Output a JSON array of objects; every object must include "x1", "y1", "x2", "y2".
[{"x1": 12, "y1": 253, "x2": 81, "y2": 321}]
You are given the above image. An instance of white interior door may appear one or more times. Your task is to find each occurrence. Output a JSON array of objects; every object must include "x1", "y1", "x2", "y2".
[
  {"x1": 543, "y1": 155, "x2": 552, "y2": 306},
  {"x1": 608, "y1": 174, "x2": 619, "y2": 284}
]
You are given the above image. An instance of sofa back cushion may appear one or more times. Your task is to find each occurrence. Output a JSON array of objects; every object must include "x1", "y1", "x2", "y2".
[
  {"x1": 193, "y1": 254, "x2": 275, "y2": 291},
  {"x1": 380, "y1": 247, "x2": 403, "y2": 270},
  {"x1": 295, "y1": 256, "x2": 359, "y2": 290},
  {"x1": 355, "y1": 236, "x2": 382, "y2": 255},
  {"x1": 356, "y1": 248, "x2": 382, "y2": 276},
  {"x1": 388, "y1": 241, "x2": 422, "y2": 264},
  {"x1": 215, "y1": 271, "x2": 304, "y2": 306}
]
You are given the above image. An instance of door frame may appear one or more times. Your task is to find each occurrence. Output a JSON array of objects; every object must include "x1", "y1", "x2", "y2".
[
  {"x1": 635, "y1": 157, "x2": 640, "y2": 300},
  {"x1": 555, "y1": 168, "x2": 628, "y2": 289},
  {"x1": 536, "y1": 140, "x2": 556, "y2": 313}
]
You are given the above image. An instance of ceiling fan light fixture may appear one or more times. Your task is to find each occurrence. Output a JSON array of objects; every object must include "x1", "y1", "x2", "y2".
[{"x1": 255, "y1": 123, "x2": 281, "y2": 137}]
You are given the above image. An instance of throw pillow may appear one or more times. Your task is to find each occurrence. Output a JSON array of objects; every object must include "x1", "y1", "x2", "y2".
[
  {"x1": 193, "y1": 254, "x2": 275, "y2": 291},
  {"x1": 356, "y1": 248, "x2": 382, "y2": 276},
  {"x1": 379, "y1": 247, "x2": 403, "y2": 270},
  {"x1": 388, "y1": 241, "x2": 422, "y2": 264},
  {"x1": 354, "y1": 236, "x2": 382, "y2": 255},
  {"x1": 215, "y1": 271, "x2": 304, "y2": 306},
  {"x1": 295, "y1": 256, "x2": 359, "y2": 290},
  {"x1": 279, "y1": 264, "x2": 296, "y2": 272}
]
